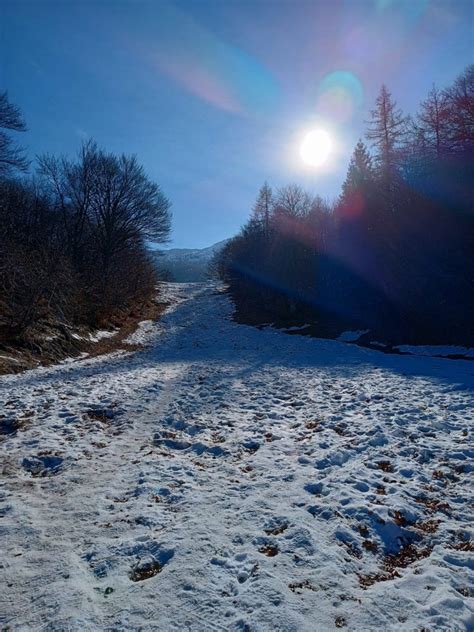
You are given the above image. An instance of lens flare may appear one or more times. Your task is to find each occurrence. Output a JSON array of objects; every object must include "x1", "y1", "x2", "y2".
[
  {"x1": 145, "y1": 1, "x2": 279, "y2": 116},
  {"x1": 300, "y1": 129, "x2": 332, "y2": 167},
  {"x1": 316, "y1": 71, "x2": 364, "y2": 124}
]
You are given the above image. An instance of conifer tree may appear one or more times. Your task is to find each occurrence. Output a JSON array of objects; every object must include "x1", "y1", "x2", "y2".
[
  {"x1": 416, "y1": 85, "x2": 450, "y2": 157},
  {"x1": 341, "y1": 140, "x2": 375, "y2": 198},
  {"x1": 366, "y1": 85, "x2": 408, "y2": 187},
  {"x1": 251, "y1": 181, "x2": 273, "y2": 239},
  {"x1": 444, "y1": 65, "x2": 474, "y2": 153}
]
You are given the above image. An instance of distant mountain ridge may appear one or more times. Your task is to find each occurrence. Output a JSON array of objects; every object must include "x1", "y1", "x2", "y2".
[{"x1": 151, "y1": 239, "x2": 229, "y2": 282}]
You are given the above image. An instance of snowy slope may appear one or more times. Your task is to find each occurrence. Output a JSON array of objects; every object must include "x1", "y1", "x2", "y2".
[
  {"x1": 1, "y1": 282, "x2": 473, "y2": 631},
  {"x1": 152, "y1": 239, "x2": 228, "y2": 282}
]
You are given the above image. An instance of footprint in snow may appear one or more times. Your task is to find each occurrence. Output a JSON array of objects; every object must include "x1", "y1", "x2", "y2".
[
  {"x1": 242, "y1": 440, "x2": 260, "y2": 453},
  {"x1": 253, "y1": 536, "x2": 279, "y2": 557},
  {"x1": 84, "y1": 541, "x2": 174, "y2": 581},
  {"x1": 263, "y1": 517, "x2": 289, "y2": 536},
  {"x1": 154, "y1": 437, "x2": 192, "y2": 451},
  {"x1": 22, "y1": 455, "x2": 64, "y2": 477},
  {"x1": 0, "y1": 418, "x2": 27, "y2": 437},
  {"x1": 154, "y1": 434, "x2": 228, "y2": 457},
  {"x1": 304, "y1": 482, "x2": 324, "y2": 495},
  {"x1": 129, "y1": 550, "x2": 173, "y2": 582},
  {"x1": 210, "y1": 551, "x2": 260, "y2": 585}
]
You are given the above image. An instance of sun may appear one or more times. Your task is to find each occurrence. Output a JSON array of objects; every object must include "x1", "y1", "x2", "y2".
[{"x1": 300, "y1": 129, "x2": 332, "y2": 167}]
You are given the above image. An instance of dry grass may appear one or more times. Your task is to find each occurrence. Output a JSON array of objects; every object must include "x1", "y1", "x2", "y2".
[
  {"x1": 358, "y1": 543, "x2": 433, "y2": 588},
  {"x1": 0, "y1": 297, "x2": 169, "y2": 376}
]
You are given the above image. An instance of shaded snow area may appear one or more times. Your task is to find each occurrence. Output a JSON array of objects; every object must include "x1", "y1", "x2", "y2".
[
  {"x1": 395, "y1": 345, "x2": 474, "y2": 359},
  {"x1": 1, "y1": 283, "x2": 473, "y2": 631},
  {"x1": 337, "y1": 331, "x2": 370, "y2": 343}
]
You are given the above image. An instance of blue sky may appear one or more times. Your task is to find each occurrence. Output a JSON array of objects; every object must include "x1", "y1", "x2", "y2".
[{"x1": 1, "y1": 0, "x2": 472, "y2": 248}]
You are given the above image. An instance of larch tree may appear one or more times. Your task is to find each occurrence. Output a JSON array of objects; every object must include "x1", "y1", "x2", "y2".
[
  {"x1": 366, "y1": 85, "x2": 408, "y2": 207},
  {"x1": 251, "y1": 181, "x2": 273, "y2": 239},
  {"x1": 416, "y1": 85, "x2": 450, "y2": 157},
  {"x1": 444, "y1": 65, "x2": 474, "y2": 153}
]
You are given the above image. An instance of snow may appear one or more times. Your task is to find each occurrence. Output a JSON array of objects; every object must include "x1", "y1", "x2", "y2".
[
  {"x1": 1, "y1": 282, "x2": 473, "y2": 631},
  {"x1": 284, "y1": 324, "x2": 311, "y2": 332},
  {"x1": 0, "y1": 354, "x2": 20, "y2": 363},
  {"x1": 157, "y1": 239, "x2": 229, "y2": 261},
  {"x1": 395, "y1": 345, "x2": 474, "y2": 359},
  {"x1": 71, "y1": 329, "x2": 118, "y2": 343},
  {"x1": 337, "y1": 330, "x2": 369, "y2": 342},
  {"x1": 152, "y1": 239, "x2": 228, "y2": 282}
]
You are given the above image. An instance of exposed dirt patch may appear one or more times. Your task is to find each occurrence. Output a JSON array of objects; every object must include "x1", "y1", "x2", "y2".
[
  {"x1": 414, "y1": 496, "x2": 451, "y2": 514},
  {"x1": 84, "y1": 408, "x2": 118, "y2": 424},
  {"x1": 383, "y1": 543, "x2": 433, "y2": 571},
  {"x1": 358, "y1": 570, "x2": 400, "y2": 588},
  {"x1": 258, "y1": 544, "x2": 279, "y2": 557},
  {"x1": 358, "y1": 543, "x2": 433, "y2": 588},
  {"x1": 412, "y1": 520, "x2": 440, "y2": 534},
  {"x1": 377, "y1": 460, "x2": 394, "y2": 473},
  {"x1": 0, "y1": 417, "x2": 29, "y2": 437},
  {"x1": 288, "y1": 579, "x2": 317, "y2": 593},
  {"x1": 129, "y1": 558, "x2": 163, "y2": 582},
  {"x1": 362, "y1": 540, "x2": 378, "y2": 553},
  {"x1": 449, "y1": 533, "x2": 473, "y2": 552}
]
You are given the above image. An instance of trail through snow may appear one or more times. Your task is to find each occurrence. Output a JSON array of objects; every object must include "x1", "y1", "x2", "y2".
[{"x1": 1, "y1": 282, "x2": 473, "y2": 631}]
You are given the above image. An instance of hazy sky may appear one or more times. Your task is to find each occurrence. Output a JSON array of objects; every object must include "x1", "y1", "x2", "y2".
[{"x1": 1, "y1": 0, "x2": 473, "y2": 248}]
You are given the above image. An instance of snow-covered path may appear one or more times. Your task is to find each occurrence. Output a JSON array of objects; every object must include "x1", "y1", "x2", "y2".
[{"x1": 1, "y1": 282, "x2": 473, "y2": 631}]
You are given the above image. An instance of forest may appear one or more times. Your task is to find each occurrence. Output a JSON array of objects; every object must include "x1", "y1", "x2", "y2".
[
  {"x1": 217, "y1": 66, "x2": 474, "y2": 347},
  {"x1": 0, "y1": 94, "x2": 171, "y2": 357}
]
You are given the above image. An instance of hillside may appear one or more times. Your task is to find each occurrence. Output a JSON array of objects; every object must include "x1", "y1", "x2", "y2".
[{"x1": 152, "y1": 239, "x2": 229, "y2": 282}]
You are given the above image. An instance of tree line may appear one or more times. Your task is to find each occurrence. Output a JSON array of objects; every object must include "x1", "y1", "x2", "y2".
[
  {"x1": 0, "y1": 92, "x2": 171, "y2": 348},
  {"x1": 217, "y1": 66, "x2": 474, "y2": 346}
]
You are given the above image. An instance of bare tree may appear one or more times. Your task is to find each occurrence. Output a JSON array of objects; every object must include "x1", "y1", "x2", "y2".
[
  {"x1": 39, "y1": 141, "x2": 171, "y2": 274},
  {"x1": 37, "y1": 141, "x2": 172, "y2": 319},
  {"x1": 273, "y1": 184, "x2": 312, "y2": 218},
  {"x1": 0, "y1": 92, "x2": 29, "y2": 176},
  {"x1": 38, "y1": 143, "x2": 95, "y2": 264}
]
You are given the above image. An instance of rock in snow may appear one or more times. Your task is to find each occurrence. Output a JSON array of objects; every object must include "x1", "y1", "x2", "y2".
[{"x1": 0, "y1": 282, "x2": 473, "y2": 631}]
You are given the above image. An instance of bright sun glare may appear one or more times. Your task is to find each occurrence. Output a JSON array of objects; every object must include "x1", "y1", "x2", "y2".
[{"x1": 300, "y1": 129, "x2": 332, "y2": 167}]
